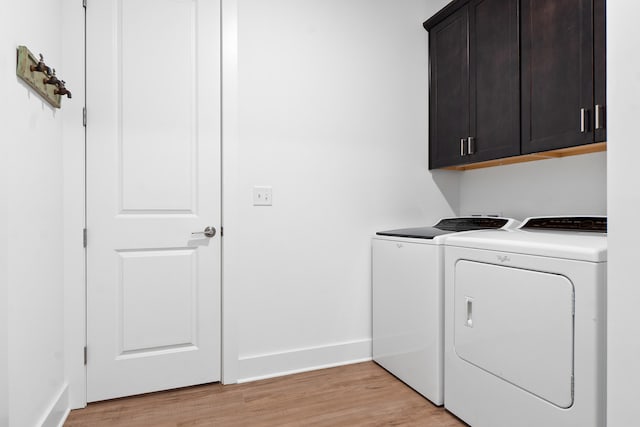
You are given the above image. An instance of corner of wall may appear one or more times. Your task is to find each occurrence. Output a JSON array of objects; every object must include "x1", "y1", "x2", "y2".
[{"x1": 39, "y1": 384, "x2": 69, "y2": 427}]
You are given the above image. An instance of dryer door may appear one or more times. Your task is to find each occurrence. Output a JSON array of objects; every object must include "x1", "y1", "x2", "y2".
[{"x1": 454, "y1": 260, "x2": 574, "y2": 408}]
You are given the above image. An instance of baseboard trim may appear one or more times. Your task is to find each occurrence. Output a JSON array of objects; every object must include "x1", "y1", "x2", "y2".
[
  {"x1": 238, "y1": 338, "x2": 372, "y2": 383},
  {"x1": 39, "y1": 383, "x2": 69, "y2": 427}
]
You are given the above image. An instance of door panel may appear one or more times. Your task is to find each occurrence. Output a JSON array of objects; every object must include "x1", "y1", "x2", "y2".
[
  {"x1": 521, "y1": 0, "x2": 594, "y2": 153},
  {"x1": 119, "y1": 249, "x2": 197, "y2": 353},
  {"x1": 593, "y1": 0, "x2": 606, "y2": 142},
  {"x1": 87, "y1": 0, "x2": 221, "y2": 402},
  {"x1": 468, "y1": 0, "x2": 519, "y2": 162},
  {"x1": 454, "y1": 260, "x2": 574, "y2": 408},
  {"x1": 119, "y1": 0, "x2": 197, "y2": 212},
  {"x1": 429, "y1": 6, "x2": 469, "y2": 169}
]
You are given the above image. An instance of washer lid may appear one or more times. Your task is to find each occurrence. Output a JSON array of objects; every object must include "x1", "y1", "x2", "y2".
[{"x1": 376, "y1": 217, "x2": 512, "y2": 240}]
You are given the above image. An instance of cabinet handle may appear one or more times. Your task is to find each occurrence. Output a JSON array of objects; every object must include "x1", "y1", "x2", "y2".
[
  {"x1": 595, "y1": 105, "x2": 605, "y2": 130},
  {"x1": 580, "y1": 108, "x2": 588, "y2": 133},
  {"x1": 467, "y1": 137, "x2": 475, "y2": 155},
  {"x1": 460, "y1": 138, "x2": 466, "y2": 156}
]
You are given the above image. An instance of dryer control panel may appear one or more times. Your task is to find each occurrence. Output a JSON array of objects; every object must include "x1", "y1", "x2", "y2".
[{"x1": 521, "y1": 216, "x2": 607, "y2": 232}]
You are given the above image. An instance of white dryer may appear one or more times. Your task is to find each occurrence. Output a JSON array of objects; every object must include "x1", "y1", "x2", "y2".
[
  {"x1": 372, "y1": 217, "x2": 518, "y2": 405},
  {"x1": 443, "y1": 216, "x2": 607, "y2": 427}
]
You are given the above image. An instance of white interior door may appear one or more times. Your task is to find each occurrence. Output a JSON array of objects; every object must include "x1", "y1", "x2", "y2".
[{"x1": 86, "y1": 0, "x2": 221, "y2": 402}]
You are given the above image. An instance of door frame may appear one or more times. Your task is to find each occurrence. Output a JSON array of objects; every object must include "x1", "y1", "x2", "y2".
[{"x1": 63, "y1": 0, "x2": 240, "y2": 408}]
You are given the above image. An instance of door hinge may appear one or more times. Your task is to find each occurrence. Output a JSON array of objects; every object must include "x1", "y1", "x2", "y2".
[
  {"x1": 82, "y1": 107, "x2": 87, "y2": 127},
  {"x1": 83, "y1": 228, "x2": 87, "y2": 248},
  {"x1": 84, "y1": 346, "x2": 87, "y2": 365},
  {"x1": 220, "y1": 226, "x2": 224, "y2": 237}
]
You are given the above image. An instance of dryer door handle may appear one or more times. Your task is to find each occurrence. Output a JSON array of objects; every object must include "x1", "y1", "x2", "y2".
[{"x1": 465, "y1": 297, "x2": 474, "y2": 328}]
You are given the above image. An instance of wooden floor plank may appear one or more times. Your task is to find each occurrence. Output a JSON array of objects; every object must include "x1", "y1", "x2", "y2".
[{"x1": 65, "y1": 362, "x2": 467, "y2": 426}]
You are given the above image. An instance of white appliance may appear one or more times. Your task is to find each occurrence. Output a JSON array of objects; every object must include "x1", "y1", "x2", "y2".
[
  {"x1": 372, "y1": 217, "x2": 518, "y2": 405},
  {"x1": 443, "y1": 216, "x2": 607, "y2": 427}
]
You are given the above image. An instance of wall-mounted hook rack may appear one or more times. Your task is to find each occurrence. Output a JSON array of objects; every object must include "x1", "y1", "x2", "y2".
[{"x1": 16, "y1": 46, "x2": 71, "y2": 108}]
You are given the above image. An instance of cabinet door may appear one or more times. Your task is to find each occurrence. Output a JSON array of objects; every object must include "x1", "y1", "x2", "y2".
[
  {"x1": 593, "y1": 0, "x2": 606, "y2": 142},
  {"x1": 468, "y1": 0, "x2": 520, "y2": 162},
  {"x1": 429, "y1": 6, "x2": 469, "y2": 169},
  {"x1": 521, "y1": 0, "x2": 594, "y2": 153}
]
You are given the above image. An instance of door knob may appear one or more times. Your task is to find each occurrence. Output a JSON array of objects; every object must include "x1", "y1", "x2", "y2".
[{"x1": 191, "y1": 226, "x2": 216, "y2": 238}]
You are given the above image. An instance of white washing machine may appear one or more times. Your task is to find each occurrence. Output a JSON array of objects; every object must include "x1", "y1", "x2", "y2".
[
  {"x1": 443, "y1": 216, "x2": 607, "y2": 427},
  {"x1": 372, "y1": 217, "x2": 518, "y2": 405}
]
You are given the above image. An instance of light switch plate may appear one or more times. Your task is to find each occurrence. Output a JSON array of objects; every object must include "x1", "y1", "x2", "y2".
[{"x1": 253, "y1": 186, "x2": 272, "y2": 206}]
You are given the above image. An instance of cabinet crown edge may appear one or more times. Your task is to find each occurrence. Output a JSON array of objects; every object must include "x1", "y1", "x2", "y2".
[{"x1": 423, "y1": 0, "x2": 469, "y2": 31}]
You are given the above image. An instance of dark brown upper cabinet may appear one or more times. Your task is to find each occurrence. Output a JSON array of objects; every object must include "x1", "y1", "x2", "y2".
[
  {"x1": 427, "y1": 4, "x2": 470, "y2": 169},
  {"x1": 424, "y1": 0, "x2": 605, "y2": 169},
  {"x1": 521, "y1": 0, "x2": 606, "y2": 154},
  {"x1": 426, "y1": 0, "x2": 519, "y2": 169},
  {"x1": 470, "y1": 0, "x2": 520, "y2": 162}
]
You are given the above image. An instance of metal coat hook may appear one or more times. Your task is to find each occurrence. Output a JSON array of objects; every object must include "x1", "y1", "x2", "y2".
[
  {"x1": 43, "y1": 68, "x2": 60, "y2": 86},
  {"x1": 55, "y1": 80, "x2": 72, "y2": 99},
  {"x1": 30, "y1": 53, "x2": 51, "y2": 75}
]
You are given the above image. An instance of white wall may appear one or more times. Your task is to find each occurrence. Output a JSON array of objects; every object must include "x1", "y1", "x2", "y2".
[
  {"x1": 459, "y1": 152, "x2": 607, "y2": 221},
  {"x1": 1, "y1": 8, "x2": 10, "y2": 425},
  {"x1": 606, "y1": 2, "x2": 640, "y2": 426},
  {"x1": 2, "y1": 0, "x2": 68, "y2": 425},
  {"x1": 0, "y1": 244, "x2": 7, "y2": 427},
  {"x1": 0, "y1": 190, "x2": 8, "y2": 427},
  {"x1": 223, "y1": 0, "x2": 456, "y2": 381},
  {"x1": 0, "y1": 36, "x2": 9, "y2": 423}
]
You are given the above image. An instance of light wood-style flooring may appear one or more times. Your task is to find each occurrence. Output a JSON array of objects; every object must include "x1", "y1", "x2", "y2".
[{"x1": 65, "y1": 362, "x2": 467, "y2": 426}]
